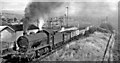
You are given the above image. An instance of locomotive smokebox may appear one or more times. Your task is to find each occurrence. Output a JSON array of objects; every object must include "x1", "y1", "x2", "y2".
[{"x1": 16, "y1": 30, "x2": 50, "y2": 53}]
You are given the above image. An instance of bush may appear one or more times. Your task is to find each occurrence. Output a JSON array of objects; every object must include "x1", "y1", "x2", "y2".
[
  {"x1": 83, "y1": 27, "x2": 97, "y2": 37},
  {"x1": 99, "y1": 23, "x2": 114, "y2": 33},
  {"x1": 89, "y1": 27, "x2": 97, "y2": 33},
  {"x1": 96, "y1": 28, "x2": 109, "y2": 33}
]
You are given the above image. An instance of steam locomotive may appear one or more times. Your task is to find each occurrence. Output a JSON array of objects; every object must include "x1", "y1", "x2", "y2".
[
  {"x1": 1, "y1": 24, "x2": 111, "y2": 63},
  {"x1": 6, "y1": 26, "x2": 82, "y2": 60},
  {"x1": 3, "y1": 23, "x2": 111, "y2": 63}
]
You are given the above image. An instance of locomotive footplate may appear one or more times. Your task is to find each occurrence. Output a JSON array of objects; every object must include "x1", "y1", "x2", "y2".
[
  {"x1": 2, "y1": 46, "x2": 51, "y2": 63},
  {"x1": 52, "y1": 41, "x2": 64, "y2": 49},
  {"x1": 1, "y1": 53, "x2": 32, "y2": 63}
]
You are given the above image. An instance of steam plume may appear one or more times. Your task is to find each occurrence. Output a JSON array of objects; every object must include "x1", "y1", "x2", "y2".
[
  {"x1": 38, "y1": 18, "x2": 44, "y2": 30},
  {"x1": 24, "y1": 2, "x2": 63, "y2": 32},
  {"x1": 23, "y1": 1, "x2": 118, "y2": 32}
]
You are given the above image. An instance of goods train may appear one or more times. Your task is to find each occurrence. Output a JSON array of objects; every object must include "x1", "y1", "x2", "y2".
[
  {"x1": 14, "y1": 26, "x2": 81, "y2": 53},
  {"x1": 12, "y1": 25, "x2": 110, "y2": 53},
  {"x1": 1, "y1": 25, "x2": 87, "y2": 62},
  {"x1": 1, "y1": 24, "x2": 110, "y2": 63}
]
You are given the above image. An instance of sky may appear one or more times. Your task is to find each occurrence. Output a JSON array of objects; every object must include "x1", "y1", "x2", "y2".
[
  {"x1": 0, "y1": 0, "x2": 119, "y2": 14},
  {"x1": 0, "y1": 0, "x2": 119, "y2": 31},
  {"x1": 0, "y1": 0, "x2": 30, "y2": 14}
]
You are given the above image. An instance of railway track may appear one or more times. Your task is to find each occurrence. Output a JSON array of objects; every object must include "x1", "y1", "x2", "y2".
[
  {"x1": 102, "y1": 33, "x2": 115, "y2": 62},
  {"x1": 1, "y1": 27, "x2": 115, "y2": 63}
]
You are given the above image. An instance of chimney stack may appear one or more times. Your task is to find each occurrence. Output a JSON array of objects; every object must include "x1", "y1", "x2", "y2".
[{"x1": 23, "y1": 17, "x2": 29, "y2": 35}]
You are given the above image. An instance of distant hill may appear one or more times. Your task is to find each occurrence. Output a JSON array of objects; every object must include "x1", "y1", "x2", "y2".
[{"x1": 1, "y1": 10, "x2": 24, "y2": 20}]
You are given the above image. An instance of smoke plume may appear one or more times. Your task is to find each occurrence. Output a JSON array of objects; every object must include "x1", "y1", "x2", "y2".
[
  {"x1": 24, "y1": 2, "x2": 63, "y2": 32},
  {"x1": 23, "y1": 1, "x2": 118, "y2": 32}
]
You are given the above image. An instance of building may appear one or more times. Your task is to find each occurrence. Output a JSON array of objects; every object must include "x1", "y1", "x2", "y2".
[
  {"x1": 0, "y1": 26, "x2": 15, "y2": 43},
  {"x1": 0, "y1": 24, "x2": 39, "y2": 49}
]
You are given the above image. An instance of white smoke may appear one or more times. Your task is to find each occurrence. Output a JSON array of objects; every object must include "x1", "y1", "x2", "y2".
[{"x1": 38, "y1": 18, "x2": 45, "y2": 30}]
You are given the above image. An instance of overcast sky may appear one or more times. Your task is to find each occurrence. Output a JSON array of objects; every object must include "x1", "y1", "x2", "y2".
[{"x1": 0, "y1": 0, "x2": 119, "y2": 14}]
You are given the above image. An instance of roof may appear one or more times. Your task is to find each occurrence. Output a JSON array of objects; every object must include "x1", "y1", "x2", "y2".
[
  {"x1": 0, "y1": 26, "x2": 7, "y2": 31},
  {"x1": 26, "y1": 32, "x2": 47, "y2": 41},
  {"x1": 64, "y1": 26, "x2": 74, "y2": 28},
  {"x1": 59, "y1": 26, "x2": 78, "y2": 32},
  {"x1": 0, "y1": 26, "x2": 14, "y2": 32},
  {"x1": 42, "y1": 27, "x2": 61, "y2": 34},
  {"x1": 8, "y1": 24, "x2": 39, "y2": 32}
]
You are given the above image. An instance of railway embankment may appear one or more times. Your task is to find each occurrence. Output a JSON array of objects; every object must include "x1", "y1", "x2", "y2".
[{"x1": 41, "y1": 31, "x2": 115, "y2": 61}]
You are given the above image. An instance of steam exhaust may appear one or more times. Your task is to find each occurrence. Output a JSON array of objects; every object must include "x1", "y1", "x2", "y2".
[{"x1": 38, "y1": 18, "x2": 45, "y2": 30}]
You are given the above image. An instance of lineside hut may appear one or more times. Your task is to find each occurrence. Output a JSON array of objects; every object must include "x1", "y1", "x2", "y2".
[{"x1": 0, "y1": 26, "x2": 15, "y2": 54}]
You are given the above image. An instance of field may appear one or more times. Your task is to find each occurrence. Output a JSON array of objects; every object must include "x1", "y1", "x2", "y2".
[{"x1": 112, "y1": 32, "x2": 120, "y2": 60}]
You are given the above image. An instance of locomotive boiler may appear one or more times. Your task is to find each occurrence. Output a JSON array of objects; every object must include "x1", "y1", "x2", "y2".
[{"x1": 16, "y1": 30, "x2": 50, "y2": 53}]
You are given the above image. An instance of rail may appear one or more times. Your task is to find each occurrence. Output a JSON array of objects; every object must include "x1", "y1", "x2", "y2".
[{"x1": 102, "y1": 33, "x2": 115, "y2": 63}]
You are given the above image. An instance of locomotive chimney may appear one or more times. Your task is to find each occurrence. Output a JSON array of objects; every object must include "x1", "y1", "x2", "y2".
[{"x1": 23, "y1": 17, "x2": 29, "y2": 35}]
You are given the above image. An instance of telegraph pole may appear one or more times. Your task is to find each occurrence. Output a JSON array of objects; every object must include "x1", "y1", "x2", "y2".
[
  {"x1": 0, "y1": 31, "x2": 1, "y2": 55},
  {"x1": 106, "y1": 16, "x2": 108, "y2": 22},
  {"x1": 104, "y1": 16, "x2": 108, "y2": 23},
  {"x1": 0, "y1": 7, "x2": 2, "y2": 55},
  {"x1": 0, "y1": 8, "x2": 2, "y2": 26},
  {"x1": 66, "y1": 6, "x2": 69, "y2": 26}
]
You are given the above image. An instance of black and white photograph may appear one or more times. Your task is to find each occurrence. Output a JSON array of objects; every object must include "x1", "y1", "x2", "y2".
[{"x1": 0, "y1": 0, "x2": 119, "y2": 63}]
